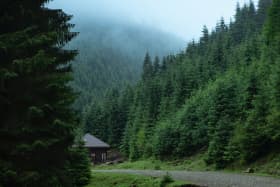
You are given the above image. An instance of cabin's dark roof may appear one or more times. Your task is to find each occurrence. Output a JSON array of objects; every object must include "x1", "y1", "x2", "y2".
[{"x1": 83, "y1": 133, "x2": 110, "y2": 148}]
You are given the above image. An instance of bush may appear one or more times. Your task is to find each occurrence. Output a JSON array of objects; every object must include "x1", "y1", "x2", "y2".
[
  {"x1": 154, "y1": 164, "x2": 161, "y2": 170},
  {"x1": 160, "y1": 173, "x2": 174, "y2": 187}
]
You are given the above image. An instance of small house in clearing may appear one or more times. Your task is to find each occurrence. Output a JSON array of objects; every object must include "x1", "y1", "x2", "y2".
[{"x1": 83, "y1": 133, "x2": 110, "y2": 164}]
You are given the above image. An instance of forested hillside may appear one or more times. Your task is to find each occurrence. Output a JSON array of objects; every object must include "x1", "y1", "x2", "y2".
[
  {"x1": 1, "y1": 0, "x2": 280, "y2": 186},
  {"x1": 85, "y1": 0, "x2": 280, "y2": 170},
  {"x1": 68, "y1": 18, "x2": 184, "y2": 110}
]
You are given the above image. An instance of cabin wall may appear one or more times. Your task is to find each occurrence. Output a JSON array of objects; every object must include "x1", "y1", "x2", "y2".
[{"x1": 88, "y1": 147, "x2": 108, "y2": 164}]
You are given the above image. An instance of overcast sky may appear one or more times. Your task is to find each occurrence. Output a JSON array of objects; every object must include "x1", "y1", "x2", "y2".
[{"x1": 48, "y1": 0, "x2": 259, "y2": 41}]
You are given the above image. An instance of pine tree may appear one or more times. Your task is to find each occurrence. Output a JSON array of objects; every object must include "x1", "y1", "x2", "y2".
[
  {"x1": 84, "y1": 103, "x2": 107, "y2": 140},
  {"x1": 211, "y1": 37, "x2": 226, "y2": 71},
  {"x1": 249, "y1": 0, "x2": 256, "y2": 15},
  {"x1": 265, "y1": 0, "x2": 280, "y2": 145},
  {"x1": 231, "y1": 3, "x2": 244, "y2": 43},
  {"x1": 267, "y1": 59, "x2": 280, "y2": 143},
  {"x1": 103, "y1": 89, "x2": 121, "y2": 146},
  {"x1": 0, "y1": 1, "x2": 90, "y2": 186},
  {"x1": 241, "y1": 92, "x2": 270, "y2": 162},
  {"x1": 161, "y1": 57, "x2": 167, "y2": 72},
  {"x1": 201, "y1": 25, "x2": 209, "y2": 45},
  {"x1": 264, "y1": 0, "x2": 280, "y2": 52},
  {"x1": 217, "y1": 17, "x2": 227, "y2": 33},
  {"x1": 247, "y1": 1, "x2": 257, "y2": 33},
  {"x1": 153, "y1": 56, "x2": 160, "y2": 75},
  {"x1": 117, "y1": 86, "x2": 134, "y2": 146},
  {"x1": 120, "y1": 123, "x2": 132, "y2": 157},
  {"x1": 159, "y1": 77, "x2": 174, "y2": 117},
  {"x1": 206, "y1": 117, "x2": 233, "y2": 169},
  {"x1": 257, "y1": 0, "x2": 273, "y2": 29},
  {"x1": 142, "y1": 52, "x2": 153, "y2": 81},
  {"x1": 67, "y1": 143, "x2": 91, "y2": 187}
]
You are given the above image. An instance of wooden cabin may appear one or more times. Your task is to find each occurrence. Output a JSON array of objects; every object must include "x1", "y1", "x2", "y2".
[{"x1": 83, "y1": 133, "x2": 110, "y2": 164}]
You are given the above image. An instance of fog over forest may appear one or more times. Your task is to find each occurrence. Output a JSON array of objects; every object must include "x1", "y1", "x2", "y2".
[
  {"x1": 47, "y1": 0, "x2": 260, "y2": 110},
  {"x1": 2, "y1": 0, "x2": 280, "y2": 186},
  {"x1": 49, "y1": 0, "x2": 258, "y2": 40}
]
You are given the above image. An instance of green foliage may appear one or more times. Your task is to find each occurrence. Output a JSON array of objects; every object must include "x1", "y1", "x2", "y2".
[
  {"x1": 143, "y1": 53, "x2": 154, "y2": 81},
  {"x1": 69, "y1": 20, "x2": 184, "y2": 111},
  {"x1": 0, "y1": 1, "x2": 90, "y2": 186},
  {"x1": 267, "y1": 59, "x2": 280, "y2": 143},
  {"x1": 160, "y1": 173, "x2": 174, "y2": 187},
  {"x1": 85, "y1": 87, "x2": 133, "y2": 148},
  {"x1": 264, "y1": 0, "x2": 280, "y2": 50},
  {"x1": 153, "y1": 122, "x2": 180, "y2": 159},
  {"x1": 85, "y1": 0, "x2": 278, "y2": 170},
  {"x1": 67, "y1": 143, "x2": 92, "y2": 187}
]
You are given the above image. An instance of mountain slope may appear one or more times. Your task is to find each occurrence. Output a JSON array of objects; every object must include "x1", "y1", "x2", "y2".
[
  {"x1": 68, "y1": 18, "x2": 185, "y2": 110},
  {"x1": 85, "y1": 0, "x2": 280, "y2": 175}
]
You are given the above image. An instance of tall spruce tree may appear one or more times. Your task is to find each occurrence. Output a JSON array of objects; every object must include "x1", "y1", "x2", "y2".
[
  {"x1": 265, "y1": 0, "x2": 280, "y2": 146},
  {"x1": 0, "y1": 1, "x2": 90, "y2": 186},
  {"x1": 257, "y1": 0, "x2": 273, "y2": 29},
  {"x1": 265, "y1": 0, "x2": 280, "y2": 52},
  {"x1": 142, "y1": 52, "x2": 153, "y2": 81},
  {"x1": 201, "y1": 25, "x2": 209, "y2": 45},
  {"x1": 153, "y1": 56, "x2": 160, "y2": 75}
]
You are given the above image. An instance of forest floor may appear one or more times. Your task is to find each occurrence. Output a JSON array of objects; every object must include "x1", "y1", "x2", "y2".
[{"x1": 92, "y1": 170, "x2": 280, "y2": 187}]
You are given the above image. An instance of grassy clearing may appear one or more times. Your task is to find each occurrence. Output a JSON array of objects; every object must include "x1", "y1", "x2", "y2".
[
  {"x1": 224, "y1": 151, "x2": 280, "y2": 177},
  {"x1": 94, "y1": 152, "x2": 213, "y2": 171},
  {"x1": 94, "y1": 151, "x2": 280, "y2": 177},
  {"x1": 87, "y1": 172, "x2": 195, "y2": 187}
]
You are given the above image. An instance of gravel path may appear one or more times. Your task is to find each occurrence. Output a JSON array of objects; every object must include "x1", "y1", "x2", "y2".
[{"x1": 93, "y1": 169, "x2": 280, "y2": 187}]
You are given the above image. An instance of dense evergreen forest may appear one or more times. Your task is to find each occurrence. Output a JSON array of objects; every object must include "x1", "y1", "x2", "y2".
[
  {"x1": 1, "y1": 0, "x2": 280, "y2": 186},
  {"x1": 0, "y1": 1, "x2": 91, "y2": 186},
  {"x1": 85, "y1": 0, "x2": 280, "y2": 169},
  {"x1": 68, "y1": 18, "x2": 184, "y2": 110}
]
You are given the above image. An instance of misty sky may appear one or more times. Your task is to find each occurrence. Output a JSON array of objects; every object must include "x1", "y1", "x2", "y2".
[{"x1": 48, "y1": 0, "x2": 259, "y2": 41}]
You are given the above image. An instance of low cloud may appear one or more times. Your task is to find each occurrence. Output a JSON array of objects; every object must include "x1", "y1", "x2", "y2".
[{"x1": 48, "y1": 0, "x2": 259, "y2": 40}]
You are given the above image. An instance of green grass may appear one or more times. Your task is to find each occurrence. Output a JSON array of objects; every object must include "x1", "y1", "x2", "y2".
[
  {"x1": 94, "y1": 151, "x2": 280, "y2": 178},
  {"x1": 94, "y1": 152, "x2": 213, "y2": 171},
  {"x1": 87, "y1": 172, "x2": 195, "y2": 187},
  {"x1": 224, "y1": 151, "x2": 280, "y2": 177},
  {"x1": 88, "y1": 152, "x2": 280, "y2": 186}
]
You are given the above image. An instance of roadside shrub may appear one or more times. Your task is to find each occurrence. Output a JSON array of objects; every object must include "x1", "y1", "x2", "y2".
[
  {"x1": 160, "y1": 173, "x2": 174, "y2": 187},
  {"x1": 154, "y1": 164, "x2": 161, "y2": 170}
]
